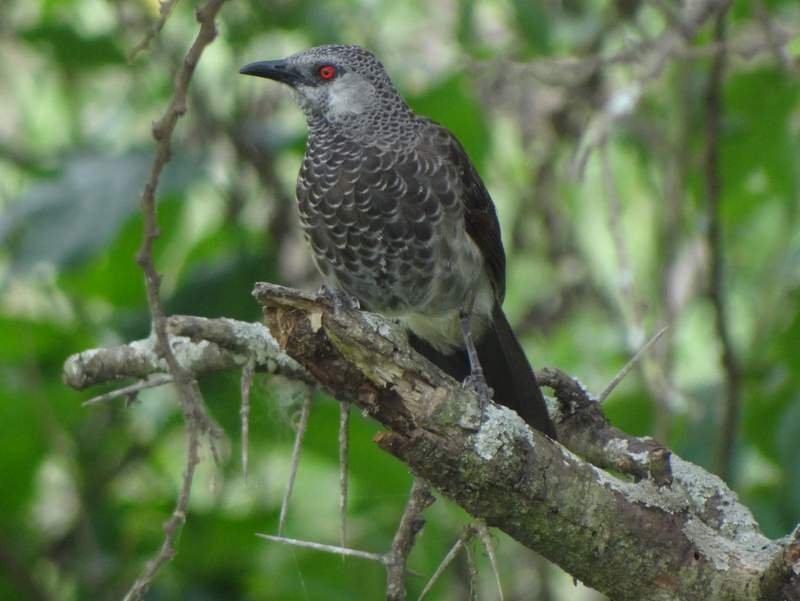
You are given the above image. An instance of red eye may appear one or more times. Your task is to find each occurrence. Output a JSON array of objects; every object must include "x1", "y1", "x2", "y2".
[{"x1": 318, "y1": 65, "x2": 336, "y2": 80}]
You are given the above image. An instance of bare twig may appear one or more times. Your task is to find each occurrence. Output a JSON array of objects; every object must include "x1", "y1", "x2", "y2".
[
  {"x1": 278, "y1": 391, "x2": 312, "y2": 535},
  {"x1": 754, "y1": 0, "x2": 796, "y2": 74},
  {"x1": 598, "y1": 326, "x2": 668, "y2": 403},
  {"x1": 417, "y1": 525, "x2": 475, "y2": 601},
  {"x1": 123, "y1": 411, "x2": 202, "y2": 601},
  {"x1": 81, "y1": 374, "x2": 173, "y2": 407},
  {"x1": 598, "y1": 144, "x2": 673, "y2": 439},
  {"x1": 338, "y1": 402, "x2": 350, "y2": 549},
  {"x1": 128, "y1": 0, "x2": 183, "y2": 61},
  {"x1": 476, "y1": 522, "x2": 504, "y2": 601},
  {"x1": 703, "y1": 7, "x2": 741, "y2": 483},
  {"x1": 464, "y1": 542, "x2": 478, "y2": 601},
  {"x1": 386, "y1": 479, "x2": 436, "y2": 601},
  {"x1": 123, "y1": 2, "x2": 227, "y2": 599},
  {"x1": 255, "y1": 533, "x2": 385, "y2": 563},
  {"x1": 240, "y1": 358, "x2": 255, "y2": 481}
]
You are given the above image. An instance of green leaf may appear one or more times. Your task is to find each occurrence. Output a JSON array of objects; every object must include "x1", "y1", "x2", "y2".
[
  {"x1": 19, "y1": 22, "x2": 125, "y2": 70},
  {"x1": 407, "y1": 74, "x2": 490, "y2": 172},
  {"x1": 1, "y1": 150, "x2": 201, "y2": 272}
]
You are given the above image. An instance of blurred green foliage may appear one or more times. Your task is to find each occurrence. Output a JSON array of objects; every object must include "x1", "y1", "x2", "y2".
[{"x1": 1, "y1": 1, "x2": 799, "y2": 599}]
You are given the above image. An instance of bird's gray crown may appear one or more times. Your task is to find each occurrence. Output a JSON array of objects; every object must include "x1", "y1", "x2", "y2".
[{"x1": 240, "y1": 44, "x2": 413, "y2": 134}]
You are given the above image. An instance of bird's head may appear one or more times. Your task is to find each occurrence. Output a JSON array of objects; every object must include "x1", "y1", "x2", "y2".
[{"x1": 240, "y1": 44, "x2": 406, "y2": 125}]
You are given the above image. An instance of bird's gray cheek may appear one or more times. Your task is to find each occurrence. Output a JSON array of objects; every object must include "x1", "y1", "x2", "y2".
[{"x1": 295, "y1": 85, "x2": 328, "y2": 113}]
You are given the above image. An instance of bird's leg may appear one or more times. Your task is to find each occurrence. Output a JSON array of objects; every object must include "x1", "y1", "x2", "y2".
[
  {"x1": 459, "y1": 310, "x2": 494, "y2": 413},
  {"x1": 317, "y1": 283, "x2": 360, "y2": 315}
]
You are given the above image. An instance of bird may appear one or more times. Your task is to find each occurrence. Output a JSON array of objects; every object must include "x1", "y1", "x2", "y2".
[{"x1": 240, "y1": 44, "x2": 556, "y2": 438}]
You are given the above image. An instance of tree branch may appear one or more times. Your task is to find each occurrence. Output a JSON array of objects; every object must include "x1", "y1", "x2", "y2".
[
  {"x1": 703, "y1": 5, "x2": 742, "y2": 482},
  {"x1": 62, "y1": 315, "x2": 310, "y2": 391},
  {"x1": 251, "y1": 281, "x2": 797, "y2": 601},
  {"x1": 124, "y1": 2, "x2": 227, "y2": 599},
  {"x1": 62, "y1": 282, "x2": 799, "y2": 600}
]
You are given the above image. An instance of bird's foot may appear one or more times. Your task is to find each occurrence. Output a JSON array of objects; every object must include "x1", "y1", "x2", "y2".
[
  {"x1": 462, "y1": 369, "x2": 494, "y2": 426},
  {"x1": 316, "y1": 284, "x2": 360, "y2": 316}
]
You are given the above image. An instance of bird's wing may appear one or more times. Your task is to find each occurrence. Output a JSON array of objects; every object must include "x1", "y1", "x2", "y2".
[{"x1": 421, "y1": 119, "x2": 507, "y2": 302}]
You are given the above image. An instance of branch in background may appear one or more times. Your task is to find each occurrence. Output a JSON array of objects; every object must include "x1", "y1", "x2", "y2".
[
  {"x1": 417, "y1": 525, "x2": 475, "y2": 601},
  {"x1": 754, "y1": 0, "x2": 797, "y2": 74},
  {"x1": 123, "y1": 2, "x2": 227, "y2": 599},
  {"x1": 257, "y1": 478, "x2": 435, "y2": 599},
  {"x1": 128, "y1": 0, "x2": 183, "y2": 61},
  {"x1": 338, "y1": 402, "x2": 351, "y2": 548},
  {"x1": 277, "y1": 390, "x2": 312, "y2": 536},
  {"x1": 599, "y1": 143, "x2": 674, "y2": 441},
  {"x1": 240, "y1": 359, "x2": 255, "y2": 480},
  {"x1": 703, "y1": 6, "x2": 742, "y2": 482},
  {"x1": 568, "y1": 0, "x2": 753, "y2": 178},
  {"x1": 385, "y1": 479, "x2": 436, "y2": 601}
]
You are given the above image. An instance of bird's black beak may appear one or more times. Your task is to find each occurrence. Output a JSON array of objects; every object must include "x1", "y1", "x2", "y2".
[{"x1": 239, "y1": 59, "x2": 301, "y2": 86}]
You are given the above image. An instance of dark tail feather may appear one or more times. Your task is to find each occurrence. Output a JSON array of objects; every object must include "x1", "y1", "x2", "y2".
[{"x1": 408, "y1": 305, "x2": 556, "y2": 438}]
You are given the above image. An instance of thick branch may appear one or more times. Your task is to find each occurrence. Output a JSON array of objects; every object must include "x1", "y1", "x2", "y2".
[
  {"x1": 252, "y1": 282, "x2": 796, "y2": 601},
  {"x1": 63, "y1": 284, "x2": 799, "y2": 600}
]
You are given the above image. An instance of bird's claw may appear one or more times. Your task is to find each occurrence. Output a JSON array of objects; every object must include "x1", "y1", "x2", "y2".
[{"x1": 462, "y1": 370, "x2": 494, "y2": 419}]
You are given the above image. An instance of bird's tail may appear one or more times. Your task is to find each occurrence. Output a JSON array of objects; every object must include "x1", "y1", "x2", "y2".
[{"x1": 408, "y1": 304, "x2": 557, "y2": 438}]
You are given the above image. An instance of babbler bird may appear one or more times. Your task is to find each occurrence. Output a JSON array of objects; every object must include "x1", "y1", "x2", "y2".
[{"x1": 240, "y1": 44, "x2": 556, "y2": 437}]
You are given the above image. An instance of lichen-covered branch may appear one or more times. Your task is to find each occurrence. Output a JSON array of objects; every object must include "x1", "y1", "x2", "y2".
[
  {"x1": 62, "y1": 283, "x2": 800, "y2": 600},
  {"x1": 62, "y1": 315, "x2": 310, "y2": 391},
  {"x1": 252, "y1": 282, "x2": 798, "y2": 601}
]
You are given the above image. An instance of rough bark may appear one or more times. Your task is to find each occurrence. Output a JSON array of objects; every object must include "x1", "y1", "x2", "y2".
[
  {"x1": 63, "y1": 283, "x2": 800, "y2": 601},
  {"x1": 253, "y1": 283, "x2": 798, "y2": 601}
]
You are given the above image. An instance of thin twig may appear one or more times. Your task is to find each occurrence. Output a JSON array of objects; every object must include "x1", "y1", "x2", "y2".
[
  {"x1": 255, "y1": 533, "x2": 385, "y2": 563},
  {"x1": 598, "y1": 326, "x2": 669, "y2": 403},
  {"x1": 123, "y1": 410, "x2": 202, "y2": 601},
  {"x1": 240, "y1": 359, "x2": 255, "y2": 482},
  {"x1": 338, "y1": 402, "x2": 350, "y2": 549},
  {"x1": 476, "y1": 522, "x2": 503, "y2": 601},
  {"x1": 123, "y1": 1, "x2": 227, "y2": 599},
  {"x1": 278, "y1": 391, "x2": 312, "y2": 535},
  {"x1": 128, "y1": 0, "x2": 183, "y2": 62},
  {"x1": 599, "y1": 144, "x2": 674, "y2": 437},
  {"x1": 417, "y1": 525, "x2": 475, "y2": 601},
  {"x1": 754, "y1": 0, "x2": 796, "y2": 74},
  {"x1": 81, "y1": 374, "x2": 173, "y2": 407},
  {"x1": 704, "y1": 6, "x2": 741, "y2": 482},
  {"x1": 464, "y1": 543, "x2": 478, "y2": 601},
  {"x1": 386, "y1": 479, "x2": 436, "y2": 601}
]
